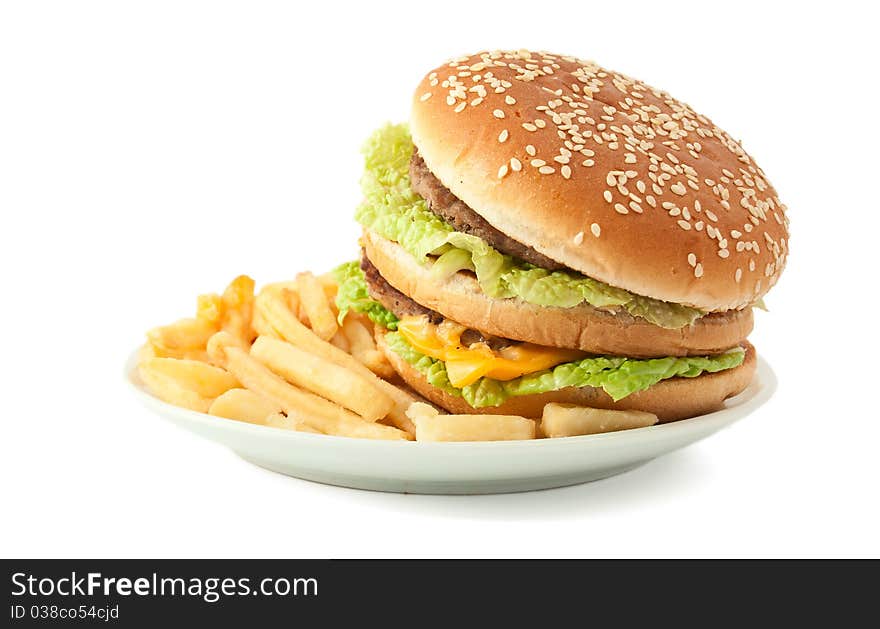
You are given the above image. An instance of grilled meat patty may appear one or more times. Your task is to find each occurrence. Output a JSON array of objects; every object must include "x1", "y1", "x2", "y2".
[
  {"x1": 409, "y1": 151, "x2": 567, "y2": 271},
  {"x1": 361, "y1": 253, "x2": 510, "y2": 350}
]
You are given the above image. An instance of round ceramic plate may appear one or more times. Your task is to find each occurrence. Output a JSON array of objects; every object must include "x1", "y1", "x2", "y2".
[{"x1": 126, "y1": 351, "x2": 776, "y2": 494}]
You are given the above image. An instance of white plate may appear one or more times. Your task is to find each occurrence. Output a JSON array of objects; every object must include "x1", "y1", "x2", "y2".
[{"x1": 126, "y1": 351, "x2": 776, "y2": 494}]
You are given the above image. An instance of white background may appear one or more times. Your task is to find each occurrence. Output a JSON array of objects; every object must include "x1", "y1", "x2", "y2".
[{"x1": 2, "y1": 1, "x2": 877, "y2": 558}]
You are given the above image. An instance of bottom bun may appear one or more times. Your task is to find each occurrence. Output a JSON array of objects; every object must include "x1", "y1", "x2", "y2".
[{"x1": 377, "y1": 331, "x2": 757, "y2": 423}]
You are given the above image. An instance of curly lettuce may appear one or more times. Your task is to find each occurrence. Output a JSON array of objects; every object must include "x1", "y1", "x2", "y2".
[
  {"x1": 332, "y1": 261, "x2": 400, "y2": 330},
  {"x1": 356, "y1": 123, "x2": 705, "y2": 329}
]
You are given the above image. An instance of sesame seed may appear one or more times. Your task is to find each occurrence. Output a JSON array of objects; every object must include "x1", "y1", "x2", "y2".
[
  {"x1": 454, "y1": 102, "x2": 466, "y2": 113},
  {"x1": 561, "y1": 165, "x2": 572, "y2": 179},
  {"x1": 671, "y1": 182, "x2": 687, "y2": 196},
  {"x1": 505, "y1": 95, "x2": 516, "y2": 105},
  {"x1": 718, "y1": 249, "x2": 730, "y2": 258},
  {"x1": 573, "y1": 231, "x2": 584, "y2": 244},
  {"x1": 583, "y1": 159, "x2": 595, "y2": 166},
  {"x1": 677, "y1": 220, "x2": 691, "y2": 230},
  {"x1": 493, "y1": 109, "x2": 505, "y2": 119},
  {"x1": 522, "y1": 123, "x2": 537, "y2": 131},
  {"x1": 525, "y1": 145, "x2": 536, "y2": 156},
  {"x1": 534, "y1": 119, "x2": 546, "y2": 128},
  {"x1": 539, "y1": 166, "x2": 555, "y2": 174},
  {"x1": 735, "y1": 268, "x2": 742, "y2": 283},
  {"x1": 497, "y1": 164, "x2": 509, "y2": 178},
  {"x1": 615, "y1": 203, "x2": 629, "y2": 214},
  {"x1": 687, "y1": 253, "x2": 697, "y2": 267},
  {"x1": 603, "y1": 190, "x2": 613, "y2": 203},
  {"x1": 420, "y1": 92, "x2": 432, "y2": 101},
  {"x1": 694, "y1": 263, "x2": 704, "y2": 278},
  {"x1": 531, "y1": 159, "x2": 546, "y2": 167},
  {"x1": 591, "y1": 223, "x2": 601, "y2": 237},
  {"x1": 510, "y1": 157, "x2": 522, "y2": 172},
  {"x1": 498, "y1": 129, "x2": 509, "y2": 143}
]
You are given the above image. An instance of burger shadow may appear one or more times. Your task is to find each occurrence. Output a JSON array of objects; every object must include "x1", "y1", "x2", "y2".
[{"x1": 321, "y1": 447, "x2": 712, "y2": 520}]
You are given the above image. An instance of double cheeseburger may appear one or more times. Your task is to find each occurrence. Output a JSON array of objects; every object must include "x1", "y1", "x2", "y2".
[{"x1": 335, "y1": 49, "x2": 789, "y2": 422}]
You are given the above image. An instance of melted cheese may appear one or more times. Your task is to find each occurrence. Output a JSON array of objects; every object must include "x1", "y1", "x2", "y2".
[{"x1": 397, "y1": 315, "x2": 586, "y2": 388}]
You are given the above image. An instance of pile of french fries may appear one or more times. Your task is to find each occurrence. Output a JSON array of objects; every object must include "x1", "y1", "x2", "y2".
[{"x1": 138, "y1": 272, "x2": 659, "y2": 441}]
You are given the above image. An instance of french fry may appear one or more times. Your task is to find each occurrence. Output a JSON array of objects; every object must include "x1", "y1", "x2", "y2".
[
  {"x1": 207, "y1": 332, "x2": 410, "y2": 440},
  {"x1": 208, "y1": 388, "x2": 281, "y2": 425},
  {"x1": 318, "y1": 272, "x2": 338, "y2": 305},
  {"x1": 138, "y1": 365, "x2": 213, "y2": 413},
  {"x1": 138, "y1": 342, "x2": 158, "y2": 362},
  {"x1": 342, "y1": 317, "x2": 395, "y2": 379},
  {"x1": 251, "y1": 307, "x2": 280, "y2": 339},
  {"x1": 145, "y1": 343, "x2": 210, "y2": 362},
  {"x1": 296, "y1": 272, "x2": 338, "y2": 341},
  {"x1": 265, "y1": 412, "x2": 323, "y2": 434},
  {"x1": 147, "y1": 317, "x2": 216, "y2": 353},
  {"x1": 140, "y1": 357, "x2": 240, "y2": 398},
  {"x1": 407, "y1": 403, "x2": 535, "y2": 442},
  {"x1": 220, "y1": 275, "x2": 256, "y2": 345},
  {"x1": 329, "y1": 329, "x2": 350, "y2": 352},
  {"x1": 251, "y1": 336, "x2": 394, "y2": 422},
  {"x1": 254, "y1": 291, "x2": 417, "y2": 433},
  {"x1": 540, "y1": 403, "x2": 658, "y2": 437},
  {"x1": 196, "y1": 293, "x2": 223, "y2": 327}
]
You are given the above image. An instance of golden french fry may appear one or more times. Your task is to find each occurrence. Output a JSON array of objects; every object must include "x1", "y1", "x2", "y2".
[
  {"x1": 329, "y1": 329, "x2": 350, "y2": 352},
  {"x1": 208, "y1": 388, "x2": 281, "y2": 425},
  {"x1": 141, "y1": 357, "x2": 240, "y2": 398},
  {"x1": 540, "y1": 403, "x2": 658, "y2": 437},
  {"x1": 318, "y1": 273, "x2": 338, "y2": 302},
  {"x1": 251, "y1": 336, "x2": 394, "y2": 422},
  {"x1": 251, "y1": 307, "x2": 280, "y2": 339},
  {"x1": 138, "y1": 342, "x2": 158, "y2": 362},
  {"x1": 147, "y1": 317, "x2": 216, "y2": 352},
  {"x1": 222, "y1": 275, "x2": 255, "y2": 309},
  {"x1": 342, "y1": 317, "x2": 394, "y2": 378},
  {"x1": 260, "y1": 280, "x2": 298, "y2": 295},
  {"x1": 254, "y1": 291, "x2": 417, "y2": 432},
  {"x1": 220, "y1": 275, "x2": 256, "y2": 345},
  {"x1": 138, "y1": 364, "x2": 213, "y2": 413},
  {"x1": 296, "y1": 272, "x2": 339, "y2": 341},
  {"x1": 196, "y1": 293, "x2": 223, "y2": 327},
  {"x1": 265, "y1": 412, "x2": 323, "y2": 434},
  {"x1": 207, "y1": 332, "x2": 410, "y2": 440},
  {"x1": 407, "y1": 403, "x2": 535, "y2": 442},
  {"x1": 145, "y1": 343, "x2": 210, "y2": 362}
]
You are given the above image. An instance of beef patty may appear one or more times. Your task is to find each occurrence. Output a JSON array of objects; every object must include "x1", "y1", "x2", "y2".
[
  {"x1": 409, "y1": 151, "x2": 567, "y2": 271},
  {"x1": 361, "y1": 254, "x2": 442, "y2": 324},
  {"x1": 361, "y1": 253, "x2": 510, "y2": 349}
]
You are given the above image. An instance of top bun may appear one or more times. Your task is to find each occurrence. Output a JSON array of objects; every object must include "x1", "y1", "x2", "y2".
[{"x1": 410, "y1": 49, "x2": 789, "y2": 312}]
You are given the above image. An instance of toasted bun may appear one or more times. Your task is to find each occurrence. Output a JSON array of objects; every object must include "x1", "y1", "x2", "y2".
[
  {"x1": 378, "y1": 331, "x2": 757, "y2": 423},
  {"x1": 364, "y1": 231, "x2": 752, "y2": 357},
  {"x1": 411, "y1": 50, "x2": 789, "y2": 312}
]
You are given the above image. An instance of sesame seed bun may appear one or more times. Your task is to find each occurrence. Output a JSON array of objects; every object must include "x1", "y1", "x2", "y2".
[
  {"x1": 411, "y1": 50, "x2": 789, "y2": 312},
  {"x1": 364, "y1": 230, "x2": 753, "y2": 357},
  {"x1": 377, "y1": 330, "x2": 757, "y2": 423}
]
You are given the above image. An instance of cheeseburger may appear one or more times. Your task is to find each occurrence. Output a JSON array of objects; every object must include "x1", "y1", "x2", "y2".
[{"x1": 335, "y1": 49, "x2": 788, "y2": 422}]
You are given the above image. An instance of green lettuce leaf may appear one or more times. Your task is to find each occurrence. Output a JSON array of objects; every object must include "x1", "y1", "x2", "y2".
[
  {"x1": 356, "y1": 123, "x2": 705, "y2": 329},
  {"x1": 332, "y1": 261, "x2": 400, "y2": 330},
  {"x1": 383, "y1": 331, "x2": 745, "y2": 407}
]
